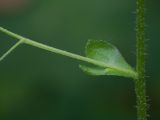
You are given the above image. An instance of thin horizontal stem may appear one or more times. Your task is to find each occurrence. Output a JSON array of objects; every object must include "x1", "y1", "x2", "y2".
[{"x1": 0, "y1": 27, "x2": 137, "y2": 79}]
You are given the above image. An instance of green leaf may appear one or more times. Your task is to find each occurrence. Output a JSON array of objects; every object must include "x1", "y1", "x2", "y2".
[
  {"x1": 79, "y1": 39, "x2": 137, "y2": 78},
  {"x1": 79, "y1": 65, "x2": 107, "y2": 75}
]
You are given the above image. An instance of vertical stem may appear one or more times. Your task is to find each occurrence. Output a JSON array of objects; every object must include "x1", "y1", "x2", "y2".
[{"x1": 135, "y1": 0, "x2": 147, "y2": 120}]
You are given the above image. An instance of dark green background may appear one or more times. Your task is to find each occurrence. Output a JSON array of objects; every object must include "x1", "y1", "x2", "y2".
[{"x1": 0, "y1": 0, "x2": 159, "y2": 120}]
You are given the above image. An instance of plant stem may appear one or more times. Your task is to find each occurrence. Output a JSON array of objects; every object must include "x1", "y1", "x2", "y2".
[
  {"x1": 135, "y1": 0, "x2": 147, "y2": 120},
  {"x1": 0, "y1": 27, "x2": 137, "y2": 79},
  {"x1": 0, "y1": 40, "x2": 23, "y2": 61}
]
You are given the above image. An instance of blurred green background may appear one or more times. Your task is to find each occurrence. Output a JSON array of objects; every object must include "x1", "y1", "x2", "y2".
[{"x1": 0, "y1": 0, "x2": 159, "y2": 120}]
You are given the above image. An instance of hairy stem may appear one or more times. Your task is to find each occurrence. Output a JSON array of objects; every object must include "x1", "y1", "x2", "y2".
[{"x1": 135, "y1": 0, "x2": 147, "y2": 120}]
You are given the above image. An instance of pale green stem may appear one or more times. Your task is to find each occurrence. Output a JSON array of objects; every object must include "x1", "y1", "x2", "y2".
[
  {"x1": 0, "y1": 39, "x2": 23, "y2": 61},
  {"x1": 0, "y1": 27, "x2": 137, "y2": 79}
]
